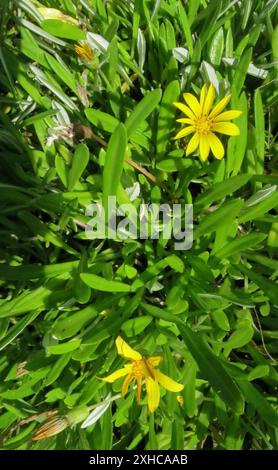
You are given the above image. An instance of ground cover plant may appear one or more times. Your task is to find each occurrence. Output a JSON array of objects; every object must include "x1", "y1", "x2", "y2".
[{"x1": 0, "y1": 0, "x2": 277, "y2": 451}]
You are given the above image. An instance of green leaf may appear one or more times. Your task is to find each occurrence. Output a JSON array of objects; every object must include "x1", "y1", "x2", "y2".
[
  {"x1": 47, "y1": 339, "x2": 81, "y2": 355},
  {"x1": 44, "y1": 353, "x2": 72, "y2": 386},
  {"x1": 55, "y1": 154, "x2": 68, "y2": 187},
  {"x1": 0, "y1": 261, "x2": 78, "y2": 281},
  {"x1": 102, "y1": 123, "x2": 127, "y2": 212},
  {"x1": 195, "y1": 174, "x2": 251, "y2": 210},
  {"x1": 156, "y1": 80, "x2": 180, "y2": 159},
  {"x1": 0, "y1": 280, "x2": 71, "y2": 317},
  {"x1": 177, "y1": 1, "x2": 193, "y2": 56},
  {"x1": 194, "y1": 200, "x2": 244, "y2": 239},
  {"x1": 52, "y1": 305, "x2": 98, "y2": 340},
  {"x1": 223, "y1": 326, "x2": 254, "y2": 354},
  {"x1": 121, "y1": 316, "x2": 152, "y2": 337},
  {"x1": 236, "y1": 262, "x2": 278, "y2": 305},
  {"x1": 228, "y1": 92, "x2": 248, "y2": 176},
  {"x1": 213, "y1": 233, "x2": 266, "y2": 259},
  {"x1": 232, "y1": 47, "x2": 253, "y2": 96},
  {"x1": 183, "y1": 359, "x2": 197, "y2": 418},
  {"x1": 156, "y1": 158, "x2": 193, "y2": 172},
  {"x1": 41, "y1": 20, "x2": 86, "y2": 41},
  {"x1": 238, "y1": 188, "x2": 278, "y2": 223},
  {"x1": 124, "y1": 89, "x2": 162, "y2": 137},
  {"x1": 248, "y1": 365, "x2": 269, "y2": 381},
  {"x1": 148, "y1": 414, "x2": 159, "y2": 449},
  {"x1": 254, "y1": 89, "x2": 265, "y2": 177},
  {"x1": 228, "y1": 366, "x2": 278, "y2": 428},
  {"x1": 0, "y1": 311, "x2": 41, "y2": 352},
  {"x1": 211, "y1": 310, "x2": 230, "y2": 332},
  {"x1": 46, "y1": 54, "x2": 77, "y2": 94},
  {"x1": 101, "y1": 407, "x2": 113, "y2": 450},
  {"x1": 85, "y1": 109, "x2": 119, "y2": 133},
  {"x1": 18, "y1": 211, "x2": 78, "y2": 255},
  {"x1": 209, "y1": 27, "x2": 224, "y2": 65},
  {"x1": 68, "y1": 143, "x2": 90, "y2": 191},
  {"x1": 80, "y1": 273, "x2": 131, "y2": 292}
]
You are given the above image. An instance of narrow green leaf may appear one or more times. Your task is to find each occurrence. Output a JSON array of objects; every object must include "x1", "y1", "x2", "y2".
[
  {"x1": 47, "y1": 339, "x2": 81, "y2": 355},
  {"x1": 102, "y1": 123, "x2": 127, "y2": 212},
  {"x1": 125, "y1": 89, "x2": 162, "y2": 137},
  {"x1": 232, "y1": 47, "x2": 253, "y2": 96},
  {"x1": 213, "y1": 233, "x2": 266, "y2": 259},
  {"x1": 226, "y1": 364, "x2": 278, "y2": 428},
  {"x1": 85, "y1": 109, "x2": 119, "y2": 133},
  {"x1": 101, "y1": 406, "x2": 113, "y2": 450},
  {"x1": 52, "y1": 305, "x2": 98, "y2": 340},
  {"x1": 209, "y1": 27, "x2": 224, "y2": 65},
  {"x1": 0, "y1": 311, "x2": 41, "y2": 352},
  {"x1": 238, "y1": 188, "x2": 278, "y2": 223},
  {"x1": 46, "y1": 54, "x2": 77, "y2": 94},
  {"x1": 44, "y1": 353, "x2": 72, "y2": 386},
  {"x1": 195, "y1": 174, "x2": 251, "y2": 210},
  {"x1": 194, "y1": 199, "x2": 244, "y2": 239},
  {"x1": 80, "y1": 273, "x2": 131, "y2": 292},
  {"x1": 223, "y1": 326, "x2": 254, "y2": 354},
  {"x1": 68, "y1": 143, "x2": 90, "y2": 191},
  {"x1": 156, "y1": 80, "x2": 180, "y2": 159},
  {"x1": 178, "y1": 1, "x2": 193, "y2": 56},
  {"x1": 254, "y1": 89, "x2": 265, "y2": 178},
  {"x1": 236, "y1": 262, "x2": 278, "y2": 305},
  {"x1": 41, "y1": 20, "x2": 86, "y2": 40}
]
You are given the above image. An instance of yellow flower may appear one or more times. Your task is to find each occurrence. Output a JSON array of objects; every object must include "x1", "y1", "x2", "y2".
[
  {"x1": 38, "y1": 7, "x2": 78, "y2": 25},
  {"x1": 176, "y1": 395, "x2": 184, "y2": 407},
  {"x1": 101, "y1": 336, "x2": 184, "y2": 413},
  {"x1": 75, "y1": 42, "x2": 94, "y2": 62},
  {"x1": 174, "y1": 84, "x2": 242, "y2": 161}
]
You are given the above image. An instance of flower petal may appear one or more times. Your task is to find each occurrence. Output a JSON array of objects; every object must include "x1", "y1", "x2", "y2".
[
  {"x1": 213, "y1": 122, "x2": 240, "y2": 136},
  {"x1": 176, "y1": 118, "x2": 194, "y2": 124},
  {"x1": 148, "y1": 356, "x2": 163, "y2": 367},
  {"x1": 154, "y1": 370, "x2": 184, "y2": 392},
  {"x1": 136, "y1": 376, "x2": 142, "y2": 402},
  {"x1": 207, "y1": 133, "x2": 225, "y2": 159},
  {"x1": 183, "y1": 93, "x2": 202, "y2": 116},
  {"x1": 173, "y1": 102, "x2": 195, "y2": 120},
  {"x1": 121, "y1": 373, "x2": 134, "y2": 397},
  {"x1": 116, "y1": 336, "x2": 142, "y2": 360},
  {"x1": 146, "y1": 377, "x2": 160, "y2": 413},
  {"x1": 199, "y1": 135, "x2": 210, "y2": 161},
  {"x1": 186, "y1": 132, "x2": 200, "y2": 156},
  {"x1": 213, "y1": 110, "x2": 242, "y2": 122},
  {"x1": 203, "y1": 84, "x2": 215, "y2": 115},
  {"x1": 200, "y1": 84, "x2": 207, "y2": 111},
  {"x1": 174, "y1": 126, "x2": 195, "y2": 139},
  {"x1": 101, "y1": 364, "x2": 132, "y2": 383},
  {"x1": 209, "y1": 95, "x2": 231, "y2": 118}
]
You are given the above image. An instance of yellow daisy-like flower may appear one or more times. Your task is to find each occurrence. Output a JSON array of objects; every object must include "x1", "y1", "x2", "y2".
[
  {"x1": 101, "y1": 336, "x2": 184, "y2": 413},
  {"x1": 75, "y1": 42, "x2": 94, "y2": 62},
  {"x1": 174, "y1": 84, "x2": 242, "y2": 161}
]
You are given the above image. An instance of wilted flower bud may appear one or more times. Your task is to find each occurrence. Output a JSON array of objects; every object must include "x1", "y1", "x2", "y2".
[
  {"x1": 38, "y1": 8, "x2": 78, "y2": 25},
  {"x1": 32, "y1": 406, "x2": 89, "y2": 441},
  {"x1": 32, "y1": 416, "x2": 69, "y2": 441}
]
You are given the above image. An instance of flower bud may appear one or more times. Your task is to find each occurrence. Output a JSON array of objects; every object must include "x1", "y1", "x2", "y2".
[
  {"x1": 38, "y1": 8, "x2": 78, "y2": 25},
  {"x1": 32, "y1": 416, "x2": 69, "y2": 441},
  {"x1": 66, "y1": 406, "x2": 90, "y2": 425}
]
